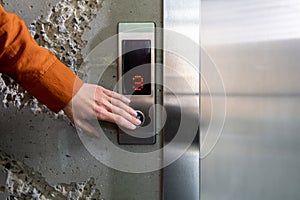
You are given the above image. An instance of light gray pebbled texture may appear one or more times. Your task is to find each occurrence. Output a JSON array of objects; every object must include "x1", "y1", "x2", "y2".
[
  {"x1": 0, "y1": 0, "x2": 163, "y2": 199},
  {"x1": 0, "y1": 0, "x2": 103, "y2": 114},
  {"x1": 0, "y1": 149, "x2": 101, "y2": 199}
]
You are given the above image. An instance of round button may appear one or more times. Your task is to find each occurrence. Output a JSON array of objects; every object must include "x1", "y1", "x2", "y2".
[{"x1": 135, "y1": 110, "x2": 145, "y2": 127}]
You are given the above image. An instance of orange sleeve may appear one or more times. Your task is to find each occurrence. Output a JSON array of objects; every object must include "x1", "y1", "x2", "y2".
[{"x1": 0, "y1": 5, "x2": 83, "y2": 113}]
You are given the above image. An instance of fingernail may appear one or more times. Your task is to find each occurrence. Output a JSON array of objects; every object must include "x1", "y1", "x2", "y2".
[
  {"x1": 135, "y1": 118, "x2": 141, "y2": 125},
  {"x1": 130, "y1": 124, "x2": 136, "y2": 130},
  {"x1": 132, "y1": 110, "x2": 138, "y2": 116}
]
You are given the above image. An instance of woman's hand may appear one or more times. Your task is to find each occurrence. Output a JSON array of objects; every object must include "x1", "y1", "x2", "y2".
[{"x1": 63, "y1": 83, "x2": 141, "y2": 137}]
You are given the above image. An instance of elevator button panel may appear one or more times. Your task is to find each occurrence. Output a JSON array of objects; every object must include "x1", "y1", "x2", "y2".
[{"x1": 118, "y1": 22, "x2": 156, "y2": 145}]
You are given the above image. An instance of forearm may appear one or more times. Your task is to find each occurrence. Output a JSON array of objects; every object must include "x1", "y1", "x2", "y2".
[
  {"x1": 0, "y1": 5, "x2": 140, "y2": 134},
  {"x1": 0, "y1": 5, "x2": 83, "y2": 112}
]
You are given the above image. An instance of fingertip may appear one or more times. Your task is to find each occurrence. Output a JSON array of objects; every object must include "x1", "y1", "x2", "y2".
[
  {"x1": 130, "y1": 109, "x2": 138, "y2": 117},
  {"x1": 129, "y1": 124, "x2": 137, "y2": 130},
  {"x1": 124, "y1": 97, "x2": 131, "y2": 104},
  {"x1": 117, "y1": 123, "x2": 136, "y2": 130},
  {"x1": 135, "y1": 118, "x2": 141, "y2": 126}
]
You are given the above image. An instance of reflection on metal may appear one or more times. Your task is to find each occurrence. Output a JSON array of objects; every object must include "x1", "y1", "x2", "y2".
[
  {"x1": 202, "y1": 0, "x2": 300, "y2": 44},
  {"x1": 201, "y1": 0, "x2": 300, "y2": 200},
  {"x1": 163, "y1": 0, "x2": 200, "y2": 199}
]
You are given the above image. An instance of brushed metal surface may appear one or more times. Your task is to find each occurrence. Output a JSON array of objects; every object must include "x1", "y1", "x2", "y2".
[
  {"x1": 163, "y1": 0, "x2": 200, "y2": 199},
  {"x1": 201, "y1": 0, "x2": 300, "y2": 199}
]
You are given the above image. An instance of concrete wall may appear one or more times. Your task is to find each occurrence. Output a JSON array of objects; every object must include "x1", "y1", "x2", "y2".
[{"x1": 0, "y1": 0, "x2": 162, "y2": 199}]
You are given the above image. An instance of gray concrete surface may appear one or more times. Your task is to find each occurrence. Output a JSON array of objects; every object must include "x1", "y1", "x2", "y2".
[
  {"x1": 0, "y1": 169, "x2": 8, "y2": 199},
  {"x1": 0, "y1": 0, "x2": 163, "y2": 199}
]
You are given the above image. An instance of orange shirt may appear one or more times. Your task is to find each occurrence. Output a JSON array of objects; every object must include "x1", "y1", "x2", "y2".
[{"x1": 0, "y1": 5, "x2": 83, "y2": 113}]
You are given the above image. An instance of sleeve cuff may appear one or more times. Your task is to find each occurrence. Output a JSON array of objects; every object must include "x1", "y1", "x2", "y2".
[{"x1": 29, "y1": 58, "x2": 84, "y2": 113}]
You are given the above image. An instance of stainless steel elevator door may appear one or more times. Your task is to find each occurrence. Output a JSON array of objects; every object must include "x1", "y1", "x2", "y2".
[
  {"x1": 201, "y1": 0, "x2": 300, "y2": 200},
  {"x1": 163, "y1": 0, "x2": 200, "y2": 199}
]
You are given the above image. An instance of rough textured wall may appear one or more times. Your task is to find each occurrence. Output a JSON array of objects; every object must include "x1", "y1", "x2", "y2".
[
  {"x1": 0, "y1": 0, "x2": 162, "y2": 199},
  {"x1": 1, "y1": 150, "x2": 101, "y2": 199},
  {"x1": 0, "y1": 0, "x2": 106, "y2": 199},
  {"x1": 0, "y1": 0, "x2": 103, "y2": 114}
]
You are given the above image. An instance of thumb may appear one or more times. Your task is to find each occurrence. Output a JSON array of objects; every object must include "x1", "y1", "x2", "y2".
[{"x1": 75, "y1": 119, "x2": 100, "y2": 137}]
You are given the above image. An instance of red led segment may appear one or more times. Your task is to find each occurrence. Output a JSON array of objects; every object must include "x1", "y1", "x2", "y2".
[{"x1": 132, "y1": 75, "x2": 144, "y2": 91}]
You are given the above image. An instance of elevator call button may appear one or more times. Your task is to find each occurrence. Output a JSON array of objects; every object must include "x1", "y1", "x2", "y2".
[{"x1": 135, "y1": 110, "x2": 145, "y2": 127}]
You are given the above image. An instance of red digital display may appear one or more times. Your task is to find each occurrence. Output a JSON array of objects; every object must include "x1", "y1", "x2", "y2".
[
  {"x1": 132, "y1": 75, "x2": 144, "y2": 91},
  {"x1": 122, "y1": 40, "x2": 151, "y2": 95}
]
